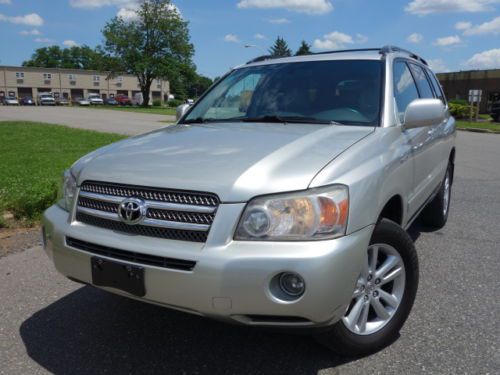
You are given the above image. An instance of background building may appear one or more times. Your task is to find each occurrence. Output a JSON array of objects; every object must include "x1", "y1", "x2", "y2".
[
  {"x1": 0, "y1": 66, "x2": 170, "y2": 103},
  {"x1": 437, "y1": 69, "x2": 500, "y2": 113}
]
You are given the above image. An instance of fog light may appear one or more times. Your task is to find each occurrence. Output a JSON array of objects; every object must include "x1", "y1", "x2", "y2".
[{"x1": 279, "y1": 272, "x2": 305, "y2": 297}]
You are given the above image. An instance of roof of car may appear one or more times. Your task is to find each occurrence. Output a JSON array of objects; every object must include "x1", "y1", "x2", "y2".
[{"x1": 241, "y1": 45, "x2": 427, "y2": 69}]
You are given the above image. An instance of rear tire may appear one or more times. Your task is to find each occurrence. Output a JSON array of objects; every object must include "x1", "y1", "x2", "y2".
[
  {"x1": 420, "y1": 163, "x2": 452, "y2": 228},
  {"x1": 315, "y1": 219, "x2": 419, "y2": 357}
]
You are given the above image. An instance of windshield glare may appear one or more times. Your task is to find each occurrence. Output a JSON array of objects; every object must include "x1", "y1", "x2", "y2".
[{"x1": 184, "y1": 60, "x2": 382, "y2": 126}]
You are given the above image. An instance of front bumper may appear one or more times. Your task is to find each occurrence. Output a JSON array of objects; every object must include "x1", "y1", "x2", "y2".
[{"x1": 42, "y1": 204, "x2": 373, "y2": 327}]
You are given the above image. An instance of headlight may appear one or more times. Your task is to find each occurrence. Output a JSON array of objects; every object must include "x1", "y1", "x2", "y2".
[
  {"x1": 57, "y1": 170, "x2": 77, "y2": 211},
  {"x1": 235, "y1": 185, "x2": 349, "y2": 241}
]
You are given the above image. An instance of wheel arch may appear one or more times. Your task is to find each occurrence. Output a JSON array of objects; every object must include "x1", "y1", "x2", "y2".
[{"x1": 377, "y1": 195, "x2": 404, "y2": 226}]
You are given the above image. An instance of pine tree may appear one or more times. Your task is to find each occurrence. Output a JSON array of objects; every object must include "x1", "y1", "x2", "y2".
[
  {"x1": 295, "y1": 40, "x2": 312, "y2": 56},
  {"x1": 268, "y1": 37, "x2": 292, "y2": 57}
]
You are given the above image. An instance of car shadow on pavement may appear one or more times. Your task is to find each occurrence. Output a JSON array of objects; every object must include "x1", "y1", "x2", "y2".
[{"x1": 20, "y1": 286, "x2": 355, "y2": 374}]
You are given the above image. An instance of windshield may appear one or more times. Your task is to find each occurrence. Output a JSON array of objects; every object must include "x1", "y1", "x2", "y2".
[{"x1": 183, "y1": 60, "x2": 382, "y2": 126}]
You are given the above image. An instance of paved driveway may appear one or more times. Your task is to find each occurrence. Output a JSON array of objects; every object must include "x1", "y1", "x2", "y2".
[
  {"x1": 0, "y1": 106, "x2": 174, "y2": 136},
  {"x1": 0, "y1": 132, "x2": 498, "y2": 374}
]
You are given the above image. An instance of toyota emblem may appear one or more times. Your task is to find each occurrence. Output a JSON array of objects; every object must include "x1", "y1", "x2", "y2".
[{"x1": 118, "y1": 197, "x2": 146, "y2": 225}]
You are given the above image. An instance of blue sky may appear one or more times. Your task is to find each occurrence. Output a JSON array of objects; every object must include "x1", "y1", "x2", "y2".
[{"x1": 0, "y1": 0, "x2": 499, "y2": 78}]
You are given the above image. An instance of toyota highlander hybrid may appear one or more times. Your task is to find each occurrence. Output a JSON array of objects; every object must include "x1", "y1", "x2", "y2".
[{"x1": 42, "y1": 46, "x2": 456, "y2": 356}]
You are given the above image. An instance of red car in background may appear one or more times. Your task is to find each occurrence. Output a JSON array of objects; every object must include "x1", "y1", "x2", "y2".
[{"x1": 114, "y1": 94, "x2": 132, "y2": 106}]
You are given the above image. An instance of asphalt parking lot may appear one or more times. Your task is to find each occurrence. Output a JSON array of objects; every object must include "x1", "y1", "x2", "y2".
[
  {"x1": 0, "y1": 131, "x2": 498, "y2": 374},
  {"x1": 0, "y1": 106, "x2": 173, "y2": 136}
]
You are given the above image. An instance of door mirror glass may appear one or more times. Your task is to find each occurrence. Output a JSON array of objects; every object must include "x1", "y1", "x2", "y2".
[
  {"x1": 176, "y1": 104, "x2": 191, "y2": 120},
  {"x1": 404, "y1": 98, "x2": 445, "y2": 129}
]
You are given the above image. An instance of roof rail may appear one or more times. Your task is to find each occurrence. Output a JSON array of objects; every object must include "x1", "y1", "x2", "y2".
[
  {"x1": 245, "y1": 55, "x2": 275, "y2": 64},
  {"x1": 380, "y1": 45, "x2": 428, "y2": 66},
  {"x1": 313, "y1": 47, "x2": 381, "y2": 56}
]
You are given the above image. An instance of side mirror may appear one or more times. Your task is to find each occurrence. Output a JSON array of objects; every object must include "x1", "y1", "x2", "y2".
[
  {"x1": 176, "y1": 104, "x2": 191, "y2": 121},
  {"x1": 403, "y1": 98, "x2": 445, "y2": 130}
]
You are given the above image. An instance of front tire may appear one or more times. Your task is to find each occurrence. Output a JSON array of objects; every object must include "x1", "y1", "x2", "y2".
[{"x1": 315, "y1": 219, "x2": 419, "y2": 357}]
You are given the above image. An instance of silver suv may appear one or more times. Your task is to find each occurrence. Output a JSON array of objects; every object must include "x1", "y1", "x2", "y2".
[{"x1": 42, "y1": 46, "x2": 455, "y2": 356}]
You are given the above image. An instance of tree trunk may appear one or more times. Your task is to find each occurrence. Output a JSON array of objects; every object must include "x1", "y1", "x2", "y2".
[{"x1": 141, "y1": 84, "x2": 151, "y2": 107}]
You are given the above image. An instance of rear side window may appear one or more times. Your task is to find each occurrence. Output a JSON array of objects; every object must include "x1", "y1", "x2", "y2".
[
  {"x1": 409, "y1": 63, "x2": 434, "y2": 99},
  {"x1": 393, "y1": 61, "x2": 419, "y2": 123},
  {"x1": 427, "y1": 71, "x2": 446, "y2": 104}
]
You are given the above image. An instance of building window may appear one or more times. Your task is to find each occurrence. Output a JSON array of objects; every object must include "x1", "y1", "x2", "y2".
[
  {"x1": 16, "y1": 72, "x2": 25, "y2": 79},
  {"x1": 93, "y1": 75, "x2": 100, "y2": 82},
  {"x1": 116, "y1": 76, "x2": 123, "y2": 83},
  {"x1": 43, "y1": 73, "x2": 52, "y2": 80},
  {"x1": 68, "y1": 74, "x2": 76, "y2": 81}
]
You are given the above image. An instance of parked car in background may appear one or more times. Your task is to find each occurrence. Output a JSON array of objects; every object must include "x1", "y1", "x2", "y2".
[
  {"x1": 104, "y1": 97, "x2": 119, "y2": 106},
  {"x1": 19, "y1": 96, "x2": 35, "y2": 106},
  {"x1": 37, "y1": 93, "x2": 56, "y2": 106},
  {"x1": 2, "y1": 95, "x2": 20, "y2": 105},
  {"x1": 72, "y1": 97, "x2": 90, "y2": 106},
  {"x1": 42, "y1": 46, "x2": 456, "y2": 357},
  {"x1": 131, "y1": 92, "x2": 153, "y2": 106},
  {"x1": 87, "y1": 93, "x2": 104, "y2": 105},
  {"x1": 56, "y1": 97, "x2": 70, "y2": 106},
  {"x1": 115, "y1": 94, "x2": 132, "y2": 106},
  {"x1": 491, "y1": 101, "x2": 500, "y2": 122},
  {"x1": 186, "y1": 98, "x2": 194, "y2": 105}
]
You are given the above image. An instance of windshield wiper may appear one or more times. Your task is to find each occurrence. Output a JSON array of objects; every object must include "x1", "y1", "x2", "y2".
[
  {"x1": 241, "y1": 115, "x2": 337, "y2": 125},
  {"x1": 182, "y1": 117, "x2": 217, "y2": 124}
]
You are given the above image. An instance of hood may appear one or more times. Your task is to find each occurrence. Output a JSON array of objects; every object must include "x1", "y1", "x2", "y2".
[{"x1": 74, "y1": 123, "x2": 373, "y2": 202}]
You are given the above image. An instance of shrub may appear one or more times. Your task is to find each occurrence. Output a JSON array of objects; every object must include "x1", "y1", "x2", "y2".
[
  {"x1": 167, "y1": 99, "x2": 183, "y2": 108},
  {"x1": 449, "y1": 103, "x2": 473, "y2": 119},
  {"x1": 152, "y1": 99, "x2": 162, "y2": 107},
  {"x1": 448, "y1": 99, "x2": 468, "y2": 106}
]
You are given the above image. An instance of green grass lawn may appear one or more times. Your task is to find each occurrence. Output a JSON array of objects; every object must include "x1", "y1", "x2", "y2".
[
  {"x1": 87, "y1": 105, "x2": 177, "y2": 116},
  {"x1": 0, "y1": 121, "x2": 125, "y2": 226},
  {"x1": 456, "y1": 120, "x2": 500, "y2": 132}
]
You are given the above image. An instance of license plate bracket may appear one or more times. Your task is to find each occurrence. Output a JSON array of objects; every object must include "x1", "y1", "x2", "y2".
[{"x1": 91, "y1": 257, "x2": 145, "y2": 297}]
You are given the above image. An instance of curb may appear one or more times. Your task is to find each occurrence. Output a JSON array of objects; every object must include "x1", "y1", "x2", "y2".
[{"x1": 457, "y1": 128, "x2": 500, "y2": 134}]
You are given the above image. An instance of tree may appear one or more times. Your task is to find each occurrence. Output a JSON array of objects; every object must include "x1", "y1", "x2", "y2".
[
  {"x1": 268, "y1": 37, "x2": 292, "y2": 58},
  {"x1": 295, "y1": 40, "x2": 312, "y2": 56},
  {"x1": 102, "y1": 0, "x2": 194, "y2": 106},
  {"x1": 22, "y1": 45, "x2": 120, "y2": 71}
]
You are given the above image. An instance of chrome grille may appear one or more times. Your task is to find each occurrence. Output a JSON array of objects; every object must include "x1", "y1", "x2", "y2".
[{"x1": 76, "y1": 181, "x2": 219, "y2": 242}]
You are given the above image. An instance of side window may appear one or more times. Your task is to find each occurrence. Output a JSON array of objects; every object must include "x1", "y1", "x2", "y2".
[
  {"x1": 427, "y1": 70, "x2": 446, "y2": 104},
  {"x1": 409, "y1": 63, "x2": 434, "y2": 99},
  {"x1": 393, "y1": 61, "x2": 419, "y2": 123}
]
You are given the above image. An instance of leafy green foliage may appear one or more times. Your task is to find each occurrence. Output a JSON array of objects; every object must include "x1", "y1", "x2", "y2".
[
  {"x1": 448, "y1": 99, "x2": 469, "y2": 106},
  {"x1": 102, "y1": 0, "x2": 195, "y2": 106},
  {"x1": 268, "y1": 37, "x2": 292, "y2": 57},
  {"x1": 0, "y1": 122, "x2": 124, "y2": 224},
  {"x1": 22, "y1": 45, "x2": 120, "y2": 71},
  {"x1": 449, "y1": 103, "x2": 473, "y2": 119},
  {"x1": 295, "y1": 41, "x2": 312, "y2": 56}
]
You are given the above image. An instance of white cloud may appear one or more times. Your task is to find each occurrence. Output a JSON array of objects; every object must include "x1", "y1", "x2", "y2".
[
  {"x1": 254, "y1": 33, "x2": 267, "y2": 40},
  {"x1": 69, "y1": 0, "x2": 136, "y2": 9},
  {"x1": 20, "y1": 29, "x2": 41, "y2": 36},
  {"x1": 405, "y1": 0, "x2": 500, "y2": 15},
  {"x1": 35, "y1": 37, "x2": 55, "y2": 43},
  {"x1": 455, "y1": 21, "x2": 472, "y2": 30},
  {"x1": 268, "y1": 17, "x2": 290, "y2": 24},
  {"x1": 465, "y1": 48, "x2": 500, "y2": 68},
  {"x1": 63, "y1": 39, "x2": 79, "y2": 47},
  {"x1": 0, "y1": 0, "x2": 12, "y2": 5},
  {"x1": 356, "y1": 33, "x2": 368, "y2": 43},
  {"x1": 427, "y1": 59, "x2": 450, "y2": 72},
  {"x1": 313, "y1": 31, "x2": 354, "y2": 50},
  {"x1": 237, "y1": 0, "x2": 333, "y2": 14},
  {"x1": 0, "y1": 12, "x2": 44, "y2": 26},
  {"x1": 224, "y1": 34, "x2": 240, "y2": 43},
  {"x1": 117, "y1": 7, "x2": 139, "y2": 21},
  {"x1": 407, "y1": 33, "x2": 423, "y2": 43},
  {"x1": 433, "y1": 35, "x2": 462, "y2": 46},
  {"x1": 463, "y1": 16, "x2": 500, "y2": 35}
]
